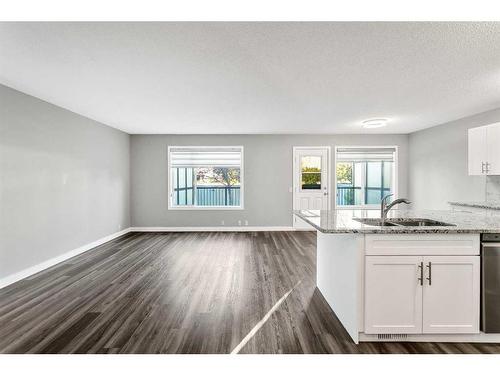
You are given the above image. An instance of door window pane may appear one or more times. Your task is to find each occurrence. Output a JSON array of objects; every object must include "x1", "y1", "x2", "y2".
[
  {"x1": 366, "y1": 162, "x2": 382, "y2": 187},
  {"x1": 366, "y1": 188, "x2": 381, "y2": 204},
  {"x1": 383, "y1": 162, "x2": 393, "y2": 189},
  {"x1": 336, "y1": 162, "x2": 360, "y2": 205},
  {"x1": 300, "y1": 156, "x2": 321, "y2": 190}
]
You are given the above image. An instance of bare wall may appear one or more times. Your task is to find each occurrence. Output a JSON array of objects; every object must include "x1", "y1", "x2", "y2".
[
  {"x1": 0, "y1": 85, "x2": 130, "y2": 279},
  {"x1": 130, "y1": 134, "x2": 408, "y2": 227},
  {"x1": 408, "y1": 107, "x2": 500, "y2": 210}
]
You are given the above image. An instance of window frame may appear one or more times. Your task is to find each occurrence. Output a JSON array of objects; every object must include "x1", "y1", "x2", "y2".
[
  {"x1": 334, "y1": 145, "x2": 398, "y2": 209},
  {"x1": 167, "y1": 145, "x2": 244, "y2": 210}
]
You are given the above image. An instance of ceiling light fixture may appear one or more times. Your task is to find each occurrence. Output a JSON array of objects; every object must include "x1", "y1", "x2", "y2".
[{"x1": 362, "y1": 118, "x2": 389, "y2": 129}]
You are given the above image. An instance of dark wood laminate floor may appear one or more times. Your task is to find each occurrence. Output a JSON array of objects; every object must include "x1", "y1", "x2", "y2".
[{"x1": 1, "y1": 231, "x2": 500, "y2": 354}]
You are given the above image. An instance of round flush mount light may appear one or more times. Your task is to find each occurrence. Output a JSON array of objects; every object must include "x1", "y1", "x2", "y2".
[{"x1": 362, "y1": 118, "x2": 389, "y2": 129}]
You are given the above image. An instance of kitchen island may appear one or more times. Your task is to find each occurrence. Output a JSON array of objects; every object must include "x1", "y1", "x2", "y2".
[{"x1": 294, "y1": 209, "x2": 500, "y2": 344}]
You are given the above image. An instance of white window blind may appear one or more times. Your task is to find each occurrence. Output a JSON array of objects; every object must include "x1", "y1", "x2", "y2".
[{"x1": 170, "y1": 147, "x2": 242, "y2": 168}]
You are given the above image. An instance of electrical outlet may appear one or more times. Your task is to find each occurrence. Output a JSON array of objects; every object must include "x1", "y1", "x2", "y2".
[
  {"x1": 238, "y1": 220, "x2": 242, "y2": 226},
  {"x1": 221, "y1": 220, "x2": 225, "y2": 225},
  {"x1": 244, "y1": 220, "x2": 249, "y2": 226}
]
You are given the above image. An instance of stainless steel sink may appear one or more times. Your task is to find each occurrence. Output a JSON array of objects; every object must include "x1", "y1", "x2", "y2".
[
  {"x1": 391, "y1": 218, "x2": 456, "y2": 227},
  {"x1": 353, "y1": 217, "x2": 456, "y2": 227},
  {"x1": 352, "y1": 218, "x2": 400, "y2": 227}
]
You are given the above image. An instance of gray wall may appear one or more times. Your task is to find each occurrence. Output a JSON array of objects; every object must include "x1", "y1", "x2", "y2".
[
  {"x1": 131, "y1": 134, "x2": 408, "y2": 227},
  {"x1": 409, "y1": 107, "x2": 500, "y2": 210},
  {"x1": 0, "y1": 85, "x2": 130, "y2": 279}
]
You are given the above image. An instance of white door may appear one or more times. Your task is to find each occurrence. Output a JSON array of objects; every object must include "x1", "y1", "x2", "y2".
[
  {"x1": 487, "y1": 123, "x2": 500, "y2": 175},
  {"x1": 468, "y1": 126, "x2": 487, "y2": 175},
  {"x1": 293, "y1": 148, "x2": 329, "y2": 228},
  {"x1": 422, "y1": 256, "x2": 480, "y2": 334},
  {"x1": 365, "y1": 256, "x2": 423, "y2": 334}
]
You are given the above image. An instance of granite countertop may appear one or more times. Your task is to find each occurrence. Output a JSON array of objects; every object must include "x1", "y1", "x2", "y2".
[
  {"x1": 448, "y1": 201, "x2": 500, "y2": 210},
  {"x1": 294, "y1": 208, "x2": 500, "y2": 234}
]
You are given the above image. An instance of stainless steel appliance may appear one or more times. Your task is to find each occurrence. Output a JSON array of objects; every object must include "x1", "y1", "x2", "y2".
[{"x1": 481, "y1": 233, "x2": 500, "y2": 333}]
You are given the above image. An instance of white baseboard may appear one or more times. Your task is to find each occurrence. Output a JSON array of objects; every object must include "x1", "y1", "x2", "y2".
[
  {"x1": 130, "y1": 226, "x2": 302, "y2": 232},
  {"x1": 0, "y1": 228, "x2": 132, "y2": 290},
  {"x1": 293, "y1": 227, "x2": 316, "y2": 231}
]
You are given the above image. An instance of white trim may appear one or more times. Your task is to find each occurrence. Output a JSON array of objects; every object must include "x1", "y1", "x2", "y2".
[
  {"x1": 333, "y1": 145, "x2": 399, "y2": 209},
  {"x1": 130, "y1": 226, "x2": 312, "y2": 232},
  {"x1": 0, "y1": 228, "x2": 132, "y2": 290},
  {"x1": 292, "y1": 146, "x2": 332, "y2": 229},
  {"x1": 167, "y1": 145, "x2": 244, "y2": 210}
]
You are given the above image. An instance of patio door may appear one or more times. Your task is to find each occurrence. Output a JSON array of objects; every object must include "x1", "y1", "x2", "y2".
[{"x1": 293, "y1": 147, "x2": 330, "y2": 228}]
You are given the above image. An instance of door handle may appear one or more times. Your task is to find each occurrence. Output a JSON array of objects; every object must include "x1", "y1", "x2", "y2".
[
  {"x1": 426, "y1": 262, "x2": 432, "y2": 285},
  {"x1": 418, "y1": 262, "x2": 423, "y2": 286}
]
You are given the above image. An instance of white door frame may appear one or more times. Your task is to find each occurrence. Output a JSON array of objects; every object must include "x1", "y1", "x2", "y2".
[{"x1": 292, "y1": 146, "x2": 332, "y2": 217}]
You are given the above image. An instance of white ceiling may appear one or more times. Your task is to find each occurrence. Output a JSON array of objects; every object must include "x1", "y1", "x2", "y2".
[{"x1": 1, "y1": 22, "x2": 500, "y2": 134}]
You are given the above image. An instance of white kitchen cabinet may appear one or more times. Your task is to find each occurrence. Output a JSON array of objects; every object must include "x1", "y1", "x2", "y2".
[
  {"x1": 364, "y1": 256, "x2": 423, "y2": 334},
  {"x1": 468, "y1": 122, "x2": 500, "y2": 175},
  {"x1": 365, "y1": 255, "x2": 480, "y2": 335},
  {"x1": 422, "y1": 256, "x2": 480, "y2": 334},
  {"x1": 468, "y1": 125, "x2": 488, "y2": 175},
  {"x1": 486, "y1": 123, "x2": 500, "y2": 175}
]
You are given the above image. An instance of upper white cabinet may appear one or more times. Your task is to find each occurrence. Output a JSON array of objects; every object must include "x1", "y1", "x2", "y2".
[
  {"x1": 487, "y1": 124, "x2": 500, "y2": 175},
  {"x1": 468, "y1": 122, "x2": 500, "y2": 175},
  {"x1": 468, "y1": 126, "x2": 488, "y2": 175}
]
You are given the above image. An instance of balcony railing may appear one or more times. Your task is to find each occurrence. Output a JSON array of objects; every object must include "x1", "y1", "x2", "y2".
[
  {"x1": 173, "y1": 185, "x2": 241, "y2": 206},
  {"x1": 337, "y1": 185, "x2": 391, "y2": 206},
  {"x1": 337, "y1": 186, "x2": 362, "y2": 206}
]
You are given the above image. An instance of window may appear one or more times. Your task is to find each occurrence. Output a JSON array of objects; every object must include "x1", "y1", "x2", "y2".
[
  {"x1": 300, "y1": 155, "x2": 322, "y2": 190},
  {"x1": 168, "y1": 146, "x2": 243, "y2": 209},
  {"x1": 335, "y1": 147, "x2": 396, "y2": 207}
]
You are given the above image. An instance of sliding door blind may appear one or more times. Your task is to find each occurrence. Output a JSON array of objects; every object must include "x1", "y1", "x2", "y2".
[{"x1": 336, "y1": 147, "x2": 396, "y2": 162}]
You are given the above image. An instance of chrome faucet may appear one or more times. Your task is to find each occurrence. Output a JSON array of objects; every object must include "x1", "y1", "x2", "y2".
[{"x1": 381, "y1": 194, "x2": 411, "y2": 224}]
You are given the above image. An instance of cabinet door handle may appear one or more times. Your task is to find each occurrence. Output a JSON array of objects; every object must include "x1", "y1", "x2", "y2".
[
  {"x1": 418, "y1": 261, "x2": 423, "y2": 286},
  {"x1": 426, "y1": 262, "x2": 432, "y2": 285}
]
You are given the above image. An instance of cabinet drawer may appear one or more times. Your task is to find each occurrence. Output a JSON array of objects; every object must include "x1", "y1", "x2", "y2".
[{"x1": 365, "y1": 234, "x2": 480, "y2": 256}]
